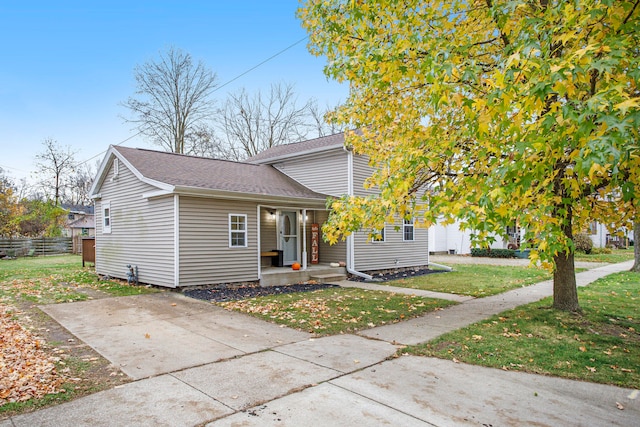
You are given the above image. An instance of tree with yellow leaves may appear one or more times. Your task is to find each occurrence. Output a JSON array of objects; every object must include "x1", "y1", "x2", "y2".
[
  {"x1": 299, "y1": 0, "x2": 640, "y2": 311},
  {"x1": 0, "y1": 168, "x2": 23, "y2": 238}
]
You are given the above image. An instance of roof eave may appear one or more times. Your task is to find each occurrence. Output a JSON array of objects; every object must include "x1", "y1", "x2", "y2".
[
  {"x1": 172, "y1": 185, "x2": 328, "y2": 207},
  {"x1": 248, "y1": 143, "x2": 345, "y2": 165}
]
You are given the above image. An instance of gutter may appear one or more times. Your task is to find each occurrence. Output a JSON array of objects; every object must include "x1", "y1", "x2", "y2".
[{"x1": 343, "y1": 145, "x2": 373, "y2": 281}]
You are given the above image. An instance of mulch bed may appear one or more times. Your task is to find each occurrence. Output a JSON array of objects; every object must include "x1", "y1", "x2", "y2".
[
  {"x1": 184, "y1": 268, "x2": 447, "y2": 302},
  {"x1": 184, "y1": 283, "x2": 340, "y2": 302},
  {"x1": 348, "y1": 268, "x2": 447, "y2": 282}
]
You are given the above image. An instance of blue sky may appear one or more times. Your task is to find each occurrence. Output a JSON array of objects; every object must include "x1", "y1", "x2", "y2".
[{"x1": 0, "y1": 1, "x2": 347, "y2": 181}]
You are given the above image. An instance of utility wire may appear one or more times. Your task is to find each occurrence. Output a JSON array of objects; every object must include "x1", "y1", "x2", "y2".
[{"x1": 76, "y1": 35, "x2": 309, "y2": 168}]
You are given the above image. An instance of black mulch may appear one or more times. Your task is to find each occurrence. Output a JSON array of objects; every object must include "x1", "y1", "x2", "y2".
[
  {"x1": 348, "y1": 268, "x2": 447, "y2": 282},
  {"x1": 184, "y1": 283, "x2": 341, "y2": 302},
  {"x1": 184, "y1": 269, "x2": 448, "y2": 302}
]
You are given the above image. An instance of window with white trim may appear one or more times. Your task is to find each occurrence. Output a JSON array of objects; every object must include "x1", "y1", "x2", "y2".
[
  {"x1": 103, "y1": 202, "x2": 111, "y2": 234},
  {"x1": 403, "y1": 219, "x2": 415, "y2": 241},
  {"x1": 371, "y1": 225, "x2": 385, "y2": 243},
  {"x1": 229, "y1": 214, "x2": 247, "y2": 247}
]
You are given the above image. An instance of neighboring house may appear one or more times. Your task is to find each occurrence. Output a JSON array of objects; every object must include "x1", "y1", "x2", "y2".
[
  {"x1": 587, "y1": 221, "x2": 632, "y2": 249},
  {"x1": 62, "y1": 206, "x2": 96, "y2": 254},
  {"x1": 430, "y1": 218, "x2": 631, "y2": 254},
  {"x1": 89, "y1": 135, "x2": 429, "y2": 288}
]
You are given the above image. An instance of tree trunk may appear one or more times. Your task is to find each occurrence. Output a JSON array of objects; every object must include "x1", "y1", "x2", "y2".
[
  {"x1": 632, "y1": 221, "x2": 640, "y2": 272},
  {"x1": 553, "y1": 250, "x2": 580, "y2": 311}
]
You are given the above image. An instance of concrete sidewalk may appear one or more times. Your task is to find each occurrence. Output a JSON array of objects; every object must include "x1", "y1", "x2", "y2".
[{"x1": 3, "y1": 261, "x2": 638, "y2": 426}]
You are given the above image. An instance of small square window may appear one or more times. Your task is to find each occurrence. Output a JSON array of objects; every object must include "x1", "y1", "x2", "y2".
[
  {"x1": 371, "y1": 226, "x2": 385, "y2": 243},
  {"x1": 229, "y1": 214, "x2": 247, "y2": 247}
]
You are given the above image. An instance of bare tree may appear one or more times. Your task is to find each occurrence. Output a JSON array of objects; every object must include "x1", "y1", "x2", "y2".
[
  {"x1": 308, "y1": 99, "x2": 346, "y2": 137},
  {"x1": 63, "y1": 162, "x2": 96, "y2": 206},
  {"x1": 218, "y1": 83, "x2": 312, "y2": 160},
  {"x1": 122, "y1": 47, "x2": 218, "y2": 154},
  {"x1": 33, "y1": 138, "x2": 77, "y2": 206}
]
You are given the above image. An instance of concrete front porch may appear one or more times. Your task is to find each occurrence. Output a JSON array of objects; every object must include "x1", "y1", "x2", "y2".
[{"x1": 260, "y1": 264, "x2": 347, "y2": 287}]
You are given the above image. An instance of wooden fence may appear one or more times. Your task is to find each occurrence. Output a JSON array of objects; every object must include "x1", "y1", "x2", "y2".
[{"x1": 0, "y1": 237, "x2": 73, "y2": 256}]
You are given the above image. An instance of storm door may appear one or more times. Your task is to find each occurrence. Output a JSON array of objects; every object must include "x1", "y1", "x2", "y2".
[{"x1": 279, "y1": 210, "x2": 299, "y2": 266}]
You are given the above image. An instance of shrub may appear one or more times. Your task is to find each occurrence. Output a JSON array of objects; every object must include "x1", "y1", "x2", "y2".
[
  {"x1": 574, "y1": 233, "x2": 593, "y2": 254},
  {"x1": 471, "y1": 248, "x2": 516, "y2": 258}
]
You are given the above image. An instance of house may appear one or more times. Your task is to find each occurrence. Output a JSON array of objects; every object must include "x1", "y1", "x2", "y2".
[
  {"x1": 62, "y1": 205, "x2": 95, "y2": 254},
  {"x1": 88, "y1": 133, "x2": 430, "y2": 288}
]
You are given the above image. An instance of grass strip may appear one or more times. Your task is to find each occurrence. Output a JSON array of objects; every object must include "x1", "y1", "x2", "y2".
[
  {"x1": 384, "y1": 264, "x2": 551, "y2": 297},
  {"x1": 402, "y1": 272, "x2": 640, "y2": 388}
]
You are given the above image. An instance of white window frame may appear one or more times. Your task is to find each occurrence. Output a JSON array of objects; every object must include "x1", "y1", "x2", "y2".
[
  {"x1": 371, "y1": 225, "x2": 386, "y2": 243},
  {"x1": 403, "y1": 219, "x2": 415, "y2": 242},
  {"x1": 103, "y1": 201, "x2": 112, "y2": 234},
  {"x1": 229, "y1": 214, "x2": 248, "y2": 248}
]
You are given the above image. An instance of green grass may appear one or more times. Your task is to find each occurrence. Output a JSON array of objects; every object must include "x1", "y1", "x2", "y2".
[
  {"x1": 384, "y1": 264, "x2": 552, "y2": 297},
  {"x1": 218, "y1": 287, "x2": 457, "y2": 336},
  {"x1": 403, "y1": 272, "x2": 640, "y2": 388},
  {"x1": 574, "y1": 248, "x2": 635, "y2": 264},
  {"x1": 0, "y1": 254, "x2": 156, "y2": 304}
]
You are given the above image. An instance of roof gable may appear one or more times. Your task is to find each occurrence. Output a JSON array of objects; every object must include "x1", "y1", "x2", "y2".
[
  {"x1": 247, "y1": 132, "x2": 347, "y2": 164},
  {"x1": 91, "y1": 146, "x2": 329, "y2": 202}
]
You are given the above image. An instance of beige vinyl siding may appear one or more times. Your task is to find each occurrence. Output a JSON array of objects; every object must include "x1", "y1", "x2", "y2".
[
  {"x1": 260, "y1": 208, "x2": 278, "y2": 253},
  {"x1": 314, "y1": 210, "x2": 347, "y2": 264},
  {"x1": 354, "y1": 220, "x2": 428, "y2": 271},
  {"x1": 179, "y1": 197, "x2": 258, "y2": 286},
  {"x1": 352, "y1": 154, "x2": 378, "y2": 197},
  {"x1": 272, "y1": 149, "x2": 348, "y2": 197},
  {"x1": 95, "y1": 160, "x2": 175, "y2": 287}
]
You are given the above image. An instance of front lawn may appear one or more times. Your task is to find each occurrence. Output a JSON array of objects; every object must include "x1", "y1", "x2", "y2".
[
  {"x1": 403, "y1": 272, "x2": 640, "y2": 388},
  {"x1": 384, "y1": 264, "x2": 551, "y2": 297},
  {"x1": 219, "y1": 287, "x2": 457, "y2": 335},
  {"x1": 574, "y1": 248, "x2": 635, "y2": 264},
  {"x1": 0, "y1": 254, "x2": 156, "y2": 305}
]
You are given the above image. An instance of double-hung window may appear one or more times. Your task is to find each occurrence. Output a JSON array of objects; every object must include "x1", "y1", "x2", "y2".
[
  {"x1": 229, "y1": 214, "x2": 247, "y2": 247},
  {"x1": 103, "y1": 202, "x2": 111, "y2": 234},
  {"x1": 403, "y1": 219, "x2": 415, "y2": 241}
]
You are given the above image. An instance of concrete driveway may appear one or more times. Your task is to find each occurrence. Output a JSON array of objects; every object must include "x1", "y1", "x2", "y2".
[
  {"x1": 9, "y1": 263, "x2": 638, "y2": 426},
  {"x1": 40, "y1": 292, "x2": 314, "y2": 379}
]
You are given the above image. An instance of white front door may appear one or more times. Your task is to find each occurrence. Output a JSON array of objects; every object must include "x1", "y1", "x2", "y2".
[{"x1": 279, "y1": 210, "x2": 299, "y2": 266}]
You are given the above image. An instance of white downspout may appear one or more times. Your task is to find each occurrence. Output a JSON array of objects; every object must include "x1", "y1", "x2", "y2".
[
  {"x1": 257, "y1": 205, "x2": 262, "y2": 279},
  {"x1": 344, "y1": 146, "x2": 373, "y2": 281},
  {"x1": 174, "y1": 195, "x2": 180, "y2": 287},
  {"x1": 302, "y1": 208, "x2": 307, "y2": 270}
]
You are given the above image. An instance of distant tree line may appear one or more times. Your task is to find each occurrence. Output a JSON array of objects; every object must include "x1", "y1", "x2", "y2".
[
  {"x1": 121, "y1": 47, "x2": 345, "y2": 160},
  {"x1": 0, "y1": 139, "x2": 96, "y2": 238}
]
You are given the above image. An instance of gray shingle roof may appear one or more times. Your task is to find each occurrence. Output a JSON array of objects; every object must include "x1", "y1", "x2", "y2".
[
  {"x1": 114, "y1": 146, "x2": 329, "y2": 201},
  {"x1": 246, "y1": 132, "x2": 346, "y2": 163}
]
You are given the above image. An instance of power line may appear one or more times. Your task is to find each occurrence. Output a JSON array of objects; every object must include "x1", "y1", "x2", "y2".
[
  {"x1": 213, "y1": 36, "x2": 308, "y2": 93},
  {"x1": 76, "y1": 35, "x2": 310, "y2": 168}
]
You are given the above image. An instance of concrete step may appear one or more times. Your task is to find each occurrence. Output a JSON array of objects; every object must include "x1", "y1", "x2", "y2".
[{"x1": 310, "y1": 273, "x2": 347, "y2": 284}]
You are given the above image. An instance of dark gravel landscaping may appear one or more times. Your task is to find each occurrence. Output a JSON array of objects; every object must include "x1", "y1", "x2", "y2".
[
  {"x1": 183, "y1": 268, "x2": 447, "y2": 302},
  {"x1": 184, "y1": 283, "x2": 340, "y2": 302},
  {"x1": 349, "y1": 268, "x2": 447, "y2": 282}
]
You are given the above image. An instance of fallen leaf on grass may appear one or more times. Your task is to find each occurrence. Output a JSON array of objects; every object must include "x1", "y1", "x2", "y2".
[{"x1": 0, "y1": 304, "x2": 68, "y2": 404}]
